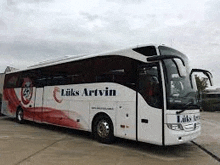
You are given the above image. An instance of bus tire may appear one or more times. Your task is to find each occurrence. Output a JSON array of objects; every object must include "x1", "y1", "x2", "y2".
[
  {"x1": 93, "y1": 114, "x2": 115, "y2": 144},
  {"x1": 16, "y1": 108, "x2": 24, "y2": 124}
]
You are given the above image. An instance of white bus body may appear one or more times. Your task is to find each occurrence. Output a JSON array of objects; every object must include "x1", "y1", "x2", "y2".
[{"x1": 1, "y1": 45, "x2": 211, "y2": 146}]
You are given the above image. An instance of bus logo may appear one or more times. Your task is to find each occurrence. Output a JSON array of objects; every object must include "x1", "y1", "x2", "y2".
[
  {"x1": 53, "y1": 87, "x2": 63, "y2": 103},
  {"x1": 21, "y1": 78, "x2": 33, "y2": 105}
]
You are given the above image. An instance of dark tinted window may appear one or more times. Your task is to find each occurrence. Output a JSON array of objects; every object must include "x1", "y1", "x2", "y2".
[
  {"x1": 93, "y1": 56, "x2": 137, "y2": 89},
  {"x1": 205, "y1": 94, "x2": 220, "y2": 98},
  {"x1": 4, "y1": 73, "x2": 20, "y2": 88},
  {"x1": 133, "y1": 46, "x2": 157, "y2": 56},
  {"x1": 4, "y1": 56, "x2": 138, "y2": 89},
  {"x1": 138, "y1": 63, "x2": 162, "y2": 108}
]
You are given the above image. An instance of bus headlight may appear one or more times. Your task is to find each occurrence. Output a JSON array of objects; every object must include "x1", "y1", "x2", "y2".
[{"x1": 167, "y1": 123, "x2": 184, "y2": 131}]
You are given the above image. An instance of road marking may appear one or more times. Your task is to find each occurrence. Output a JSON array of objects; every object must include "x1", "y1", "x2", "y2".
[{"x1": 192, "y1": 141, "x2": 220, "y2": 162}]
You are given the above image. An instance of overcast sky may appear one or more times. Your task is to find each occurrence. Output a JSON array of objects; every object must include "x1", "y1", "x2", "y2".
[{"x1": 1, "y1": 0, "x2": 220, "y2": 87}]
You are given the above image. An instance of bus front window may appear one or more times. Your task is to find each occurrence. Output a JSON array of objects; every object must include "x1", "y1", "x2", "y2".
[{"x1": 163, "y1": 58, "x2": 198, "y2": 110}]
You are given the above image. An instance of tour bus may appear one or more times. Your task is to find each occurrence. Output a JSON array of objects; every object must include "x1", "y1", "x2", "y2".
[{"x1": 1, "y1": 45, "x2": 213, "y2": 146}]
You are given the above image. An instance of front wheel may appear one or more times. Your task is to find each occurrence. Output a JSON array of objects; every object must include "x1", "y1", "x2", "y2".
[
  {"x1": 93, "y1": 115, "x2": 115, "y2": 144},
  {"x1": 16, "y1": 108, "x2": 24, "y2": 124}
]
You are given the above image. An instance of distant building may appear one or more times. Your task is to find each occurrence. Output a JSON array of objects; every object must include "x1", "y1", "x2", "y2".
[
  {"x1": 0, "y1": 66, "x2": 19, "y2": 113},
  {"x1": 0, "y1": 73, "x2": 4, "y2": 97},
  {"x1": 4, "y1": 66, "x2": 18, "y2": 73},
  {"x1": 0, "y1": 66, "x2": 19, "y2": 94}
]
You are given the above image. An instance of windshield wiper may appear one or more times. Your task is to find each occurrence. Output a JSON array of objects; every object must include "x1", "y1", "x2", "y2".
[{"x1": 176, "y1": 102, "x2": 194, "y2": 114}]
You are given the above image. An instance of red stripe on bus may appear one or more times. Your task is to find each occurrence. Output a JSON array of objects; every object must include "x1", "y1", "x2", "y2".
[{"x1": 3, "y1": 88, "x2": 80, "y2": 129}]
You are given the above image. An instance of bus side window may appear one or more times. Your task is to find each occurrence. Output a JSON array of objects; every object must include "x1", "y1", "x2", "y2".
[
  {"x1": 94, "y1": 56, "x2": 137, "y2": 89},
  {"x1": 138, "y1": 64, "x2": 162, "y2": 108},
  {"x1": 35, "y1": 78, "x2": 47, "y2": 87},
  {"x1": 4, "y1": 73, "x2": 20, "y2": 88}
]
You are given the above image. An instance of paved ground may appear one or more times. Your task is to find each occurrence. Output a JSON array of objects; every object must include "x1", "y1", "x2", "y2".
[
  {"x1": 0, "y1": 112, "x2": 219, "y2": 165},
  {"x1": 193, "y1": 111, "x2": 220, "y2": 161}
]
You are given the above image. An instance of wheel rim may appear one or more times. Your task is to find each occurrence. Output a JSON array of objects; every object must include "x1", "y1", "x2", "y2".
[
  {"x1": 97, "y1": 120, "x2": 110, "y2": 138},
  {"x1": 18, "y1": 110, "x2": 23, "y2": 121}
]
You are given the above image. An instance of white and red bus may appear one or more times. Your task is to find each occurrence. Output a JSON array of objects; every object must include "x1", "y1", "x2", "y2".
[{"x1": 1, "y1": 45, "x2": 212, "y2": 146}]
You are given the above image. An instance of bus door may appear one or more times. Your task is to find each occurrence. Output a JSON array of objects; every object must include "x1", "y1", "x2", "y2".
[
  {"x1": 33, "y1": 87, "x2": 44, "y2": 122},
  {"x1": 137, "y1": 63, "x2": 163, "y2": 145}
]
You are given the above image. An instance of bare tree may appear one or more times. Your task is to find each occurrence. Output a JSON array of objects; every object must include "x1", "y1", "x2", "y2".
[{"x1": 195, "y1": 75, "x2": 208, "y2": 93}]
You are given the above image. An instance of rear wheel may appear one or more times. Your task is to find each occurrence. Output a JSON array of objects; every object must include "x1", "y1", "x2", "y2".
[
  {"x1": 93, "y1": 115, "x2": 114, "y2": 144},
  {"x1": 16, "y1": 108, "x2": 24, "y2": 124}
]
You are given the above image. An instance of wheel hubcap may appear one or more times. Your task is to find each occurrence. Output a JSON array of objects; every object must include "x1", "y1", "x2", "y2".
[
  {"x1": 18, "y1": 110, "x2": 23, "y2": 121},
  {"x1": 97, "y1": 120, "x2": 110, "y2": 138}
]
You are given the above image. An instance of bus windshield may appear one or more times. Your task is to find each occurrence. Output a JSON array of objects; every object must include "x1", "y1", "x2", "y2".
[{"x1": 159, "y1": 46, "x2": 199, "y2": 110}]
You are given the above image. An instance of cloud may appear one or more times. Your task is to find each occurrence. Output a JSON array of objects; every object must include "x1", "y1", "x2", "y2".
[
  {"x1": 80, "y1": 12, "x2": 99, "y2": 21},
  {"x1": 106, "y1": 0, "x2": 144, "y2": 4},
  {"x1": 0, "y1": 19, "x2": 7, "y2": 30},
  {"x1": 205, "y1": 0, "x2": 220, "y2": 22},
  {"x1": 6, "y1": 0, "x2": 54, "y2": 5},
  {"x1": 0, "y1": 0, "x2": 220, "y2": 86},
  {"x1": 0, "y1": 37, "x2": 112, "y2": 72}
]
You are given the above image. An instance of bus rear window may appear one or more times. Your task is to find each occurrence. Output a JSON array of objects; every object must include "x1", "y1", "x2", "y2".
[{"x1": 4, "y1": 73, "x2": 19, "y2": 88}]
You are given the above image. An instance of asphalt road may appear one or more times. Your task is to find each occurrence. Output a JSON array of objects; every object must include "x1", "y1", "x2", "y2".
[{"x1": 0, "y1": 112, "x2": 219, "y2": 165}]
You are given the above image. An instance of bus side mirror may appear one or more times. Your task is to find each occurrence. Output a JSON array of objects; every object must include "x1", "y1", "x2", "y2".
[
  {"x1": 147, "y1": 55, "x2": 186, "y2": 77},
  {"x1": 189, "y1": 69, "x2": 213, "y2": 88}
]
